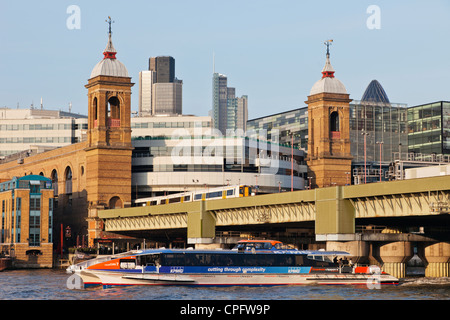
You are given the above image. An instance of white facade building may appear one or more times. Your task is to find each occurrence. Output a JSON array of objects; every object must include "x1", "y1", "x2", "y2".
[{"x1": 0, "y1": 108, "x2": 88, "y2": 157}]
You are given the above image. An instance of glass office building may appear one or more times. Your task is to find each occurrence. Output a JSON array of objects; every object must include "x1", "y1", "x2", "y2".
[
  {"x1": 408, "y1": 101, "x2": 450, "y2": 155},
  {"x1": 246, "y1": 107, "x2": 309, "y2": 151},
  {"x1": 349, "y1": 100, "x2": 408, "y2": 162}
]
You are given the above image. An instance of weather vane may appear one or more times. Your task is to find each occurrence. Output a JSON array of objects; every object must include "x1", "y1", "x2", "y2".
[
  {"x1": 324, "y1": 39, "x2": 333, "y2": 57},
  {"x1": 106, "y1": 16, "x2": 114, "y2": 34}
]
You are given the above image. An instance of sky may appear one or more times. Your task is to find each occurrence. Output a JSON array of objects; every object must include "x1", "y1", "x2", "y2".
[{"x1": 1, "y1": 0, "x2": 449, "y2": 120}]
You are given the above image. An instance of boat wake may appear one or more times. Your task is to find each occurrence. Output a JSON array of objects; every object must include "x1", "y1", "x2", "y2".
[{"x1": 400, "y1": 277, "x2": 450, "y2": 286}]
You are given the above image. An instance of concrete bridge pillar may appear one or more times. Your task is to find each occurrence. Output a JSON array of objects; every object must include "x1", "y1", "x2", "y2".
[
  {"x1": 423, "y1": 242, "x2": 450, "y2": 277},
  {"x1": 373, "y1": 241, "x2": 413, "y2": 279},
  {"x1": 326, "y1": 241, "x2": 370, "y2": 265}
]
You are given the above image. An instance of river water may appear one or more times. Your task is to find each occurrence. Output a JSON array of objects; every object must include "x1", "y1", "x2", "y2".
[
  {"x1": 0, "y1": 269, "x2": 448, "y2": 319},
  {"x1": 1, "y1": 269, "x2": 449, "y2": 300}
]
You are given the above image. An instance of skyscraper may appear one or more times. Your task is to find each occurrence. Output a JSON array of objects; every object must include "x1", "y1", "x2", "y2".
[
  {"x1": 138, "y1": 56, "x2": 182, "y2": 116},
  {"x1": 138, "y1": 70, "x2": 154, "y2": 117},
  {"x1": 149, "y1": 56, "x2": 175, "y2": 83},
  {"x1": 212, "y1": 72, "x2": 247, "y2": 134}
]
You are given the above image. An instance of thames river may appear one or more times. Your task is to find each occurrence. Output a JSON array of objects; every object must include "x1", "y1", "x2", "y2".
[{"x1": 1, "y1": 269, "x2": 449, "y2": 300}]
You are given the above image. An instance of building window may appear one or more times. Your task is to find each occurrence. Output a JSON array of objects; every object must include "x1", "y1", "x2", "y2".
[
  {"x1": 48, "y1": 198, "x2": 53, "y2": 243},
  {"x1": 330, "y1": 111, "x2": 340, "y2": 132},
  {"x1": 51, "y1": 169, "x2": 58, "y2": 196},
  {"x1": 16, "y1": 197, "x2": 21, "y2": 243},
  {"x1": 29, "y1": 195, "x2": 41, "y2": 247},
  {"x1": 65, "y1": 167, "x2": 72, "y2": 194}
]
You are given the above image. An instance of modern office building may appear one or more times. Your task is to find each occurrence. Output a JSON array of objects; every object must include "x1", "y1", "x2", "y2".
[
  {"x1": 152, "y1": 80, "x2": 183, "y2": 115},
  {"x1": 0, "y1": 175, "x2": 54, "y2": 268},
  {"x1": 139, "y1": 56, "x2": 183, "y2": 116},
  {"x1": 131, "y1": 117, "x2": 307, "y2": 198},
  {"x1": 350, "y1": 80, "x2": 408, "y2": 163},
  {"x1": 0, "y1": 108, "x2": 88, "y2": 157},
  {"x1": 149, "y1": 56, "x2": 175, "y2": 83},
  {"x1": 212, "y1": 72, "x2": 248, "y2": 134},
  {"x1": 407, "y1": 101, "x2": 450, "y2": 155},
  {"x1": 247, "y1": 107, "x2": 309, "y2": 152},
  {"x1": 138, "y1": 70, "x2": 154, "y2": 117}
]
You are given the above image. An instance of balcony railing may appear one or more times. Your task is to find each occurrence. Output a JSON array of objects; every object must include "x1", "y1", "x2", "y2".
[
  {"x1": 93, "y1": 118, "x2": 121, "y2": 128},
  {"x1": 330, "y1": 131, "x2": 340, "y2": 139}
]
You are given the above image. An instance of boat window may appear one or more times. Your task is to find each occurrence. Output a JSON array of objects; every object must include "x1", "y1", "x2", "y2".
[
  {"x1": 161, "y1": 252, "x2": 308, "y2": 267},
  {"x1": 120, "y1": 258, "x2": 136, "y2": 269},
  {"x1": 137, "y1": 254, "x2": 160, "y2": 266}
]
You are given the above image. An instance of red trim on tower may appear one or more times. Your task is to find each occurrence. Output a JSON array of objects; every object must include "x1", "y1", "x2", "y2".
[
  {"x1": 322, "y1": 71, "x2": 335, "y2": 79},
  {"x1": 103, "y1": 51, "x2": 117, "y2": 59}
]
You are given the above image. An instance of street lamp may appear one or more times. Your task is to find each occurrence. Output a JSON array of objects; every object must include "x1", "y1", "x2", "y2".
[
  {"x1": 376, "y1": 141, "x2": 384, "y2": 182},
  {"x1": 361, "y1": 130, "x2": 369, "y2": 184}
]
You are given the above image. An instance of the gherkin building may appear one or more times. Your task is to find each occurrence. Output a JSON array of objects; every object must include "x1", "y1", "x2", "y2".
[{"x1": 361, "y1": 79, "x2": 390, "y2": 104}]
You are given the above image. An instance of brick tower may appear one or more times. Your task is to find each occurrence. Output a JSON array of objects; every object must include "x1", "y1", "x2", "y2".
[
  {"x1": 306, "y1": 40, "x2": 352, "y2": 188},
  {"x1": 85, "y1": 18, "x2": 134, "y2": 243}
]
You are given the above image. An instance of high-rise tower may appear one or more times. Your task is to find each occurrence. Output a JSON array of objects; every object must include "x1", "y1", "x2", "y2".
[
  {"x1": 141, "y1": 56, "x2": 182, "y2": 115},
  {"x1": 85, "y1": 18, "x2": 134, "y2": 242},
  {"x1": 306, "y1": 40, "x2": 352, "y2": 188}
]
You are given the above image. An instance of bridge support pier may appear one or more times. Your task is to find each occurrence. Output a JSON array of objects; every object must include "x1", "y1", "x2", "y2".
[
  {"x1": 373, "y1": 241, "x2": 413, "y2": 279},
  {"x1": 422, "y1": 242, "x2": 450, "y2": 277},
  {"x1": 326, "y1": 241, "x2": 370, "y2": 265}
]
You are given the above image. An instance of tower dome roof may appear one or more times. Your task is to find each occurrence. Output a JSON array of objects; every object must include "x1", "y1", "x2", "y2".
[
  {"x1": 309, "y1": 40, "x2": 347, "y2": 96},
  {"x1": 90, "y1": 23, "x2": 128, "y2": 79},
  {"x1": 361, "y1": 80, "x2": 390, "y2": 103}
]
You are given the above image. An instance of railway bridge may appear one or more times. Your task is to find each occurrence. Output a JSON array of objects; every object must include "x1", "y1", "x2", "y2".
[{"x1": 98, "y1": 175, "x2": 450, "y2": 279}]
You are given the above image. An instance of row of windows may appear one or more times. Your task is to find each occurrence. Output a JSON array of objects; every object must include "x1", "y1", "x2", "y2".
[
  {"x1": 0, "y1": 137, "x2": 73, "y2": 144},
  {"x1": 0, "y1": 123, "x2": 87, "y2": 131},
  {"x1": 159, "y1": 253, "x2": 314, "y2": 267},
  {"x1": 131, "y1": 121, "x2": 210, "y2": 129}
]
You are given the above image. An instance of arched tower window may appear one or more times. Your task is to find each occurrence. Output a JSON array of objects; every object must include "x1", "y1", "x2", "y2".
[
  {"x1": 109, "y1": 196, "x2": 123, "y2": 209},
  {"x1": 330, "y1": 111, "x2": 340, "y2": 139},
  {"x1": 107, "y1": 96, "x2": 121, "y2": 127},
  {"x1": 330, "y1": 111, "x2": 340, "y2": 132},
  {"x1": 64, "y1": 166, "x2": 72, "y2": 194},
  {"x1": 93, "y1": 97, "x2": 98, "y2": 128},
  {"x1": 51, "y1": 169, "x2": 58, "y2": 196}
]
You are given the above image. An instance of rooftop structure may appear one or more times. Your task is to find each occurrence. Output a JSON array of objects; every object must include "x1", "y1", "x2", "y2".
[
  {"x1": 361, "y1": 80, "x2": 390, "y2": 104},
  {"x1": 90, "y1": 17, "x2": 128, "y2": 78}
]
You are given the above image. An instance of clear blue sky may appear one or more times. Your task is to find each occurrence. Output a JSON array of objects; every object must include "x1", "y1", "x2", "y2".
[{"x1": 1, "y1": 0, "x2": 449, "y2": 119}]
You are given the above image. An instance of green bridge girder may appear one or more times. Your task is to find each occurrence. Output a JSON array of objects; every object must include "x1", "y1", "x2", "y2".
[{"x1": 98, "y1": 176, "x2": 450, "y2": 243}]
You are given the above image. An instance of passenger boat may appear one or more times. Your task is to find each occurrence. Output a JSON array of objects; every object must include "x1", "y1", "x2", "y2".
[{"x1": 67, "y1": 240, "x2": 399, "y2": 288}]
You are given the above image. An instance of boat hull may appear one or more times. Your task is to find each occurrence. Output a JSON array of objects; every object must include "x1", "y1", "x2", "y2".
[{"x1": 74, "y1": 270, "x2": 398, "y2": 288}]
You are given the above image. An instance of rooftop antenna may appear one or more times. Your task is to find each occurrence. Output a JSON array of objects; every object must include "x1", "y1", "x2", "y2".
[
  {"x1": 69, "y1": 102, "x2": 72, "y2": 113},
  {"x1": 106, "y1": 16, "x2": 114, "y2": 35},
  {"x1": 40, "y1": 97, "x2": 43, "y2": 110},
  {"x1": 324, "y1": 39, "x2": 333, "y2": 58}
]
